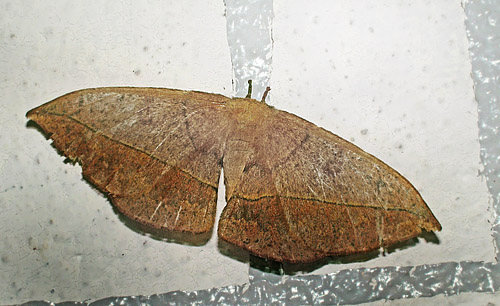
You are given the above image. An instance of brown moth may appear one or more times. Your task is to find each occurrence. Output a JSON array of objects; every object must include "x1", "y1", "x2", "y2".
[{"x1": 26, "y1": 87, "x2": 441, "y2": 263}]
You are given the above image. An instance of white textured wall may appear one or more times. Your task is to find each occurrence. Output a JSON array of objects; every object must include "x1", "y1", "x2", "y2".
[
  {"x1": 0, "y1": 0, "x2": 498, "y2": 304},
  {"x1": 0, "y1": 1, "x2": 247, "y2": 303}
]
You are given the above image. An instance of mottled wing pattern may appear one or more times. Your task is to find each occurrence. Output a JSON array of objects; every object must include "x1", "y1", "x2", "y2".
[
  {"x1": 28, "y1": 88, "x2": 441, "y2": 263},
  {"x1": 27, "y1": 88, "x2": 230, "y2": 233},
  {"x1": 218, "y1": 99, "x2": 441, "y2": 263}
]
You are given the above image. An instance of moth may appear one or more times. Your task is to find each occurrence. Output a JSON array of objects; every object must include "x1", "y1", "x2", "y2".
[{"x1": 27, "y1": 86, "x2": 441, "y2": 263}]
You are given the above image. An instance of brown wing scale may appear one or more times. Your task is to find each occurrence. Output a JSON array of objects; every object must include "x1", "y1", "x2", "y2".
[
  {"x1": 27, "y1": 88, "x2": 230, "y2": 233},
  {"x1": 217, "y1": 98, "x2": 440, "y2": 263},
  {"x1": 27, "y1": 87, "x2": 441, "y2": 263}
]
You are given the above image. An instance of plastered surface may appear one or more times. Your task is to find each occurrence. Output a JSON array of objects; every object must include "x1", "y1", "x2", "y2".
[
  {"x1": 0, "y1": 0, "x2": 498, "y2": 305},
  {"x1": 270, "y1": 0, "x2": 493, "y2": 273},
  {"x1": 0, "y1": 1, "x2": 247, "y2": 303}
]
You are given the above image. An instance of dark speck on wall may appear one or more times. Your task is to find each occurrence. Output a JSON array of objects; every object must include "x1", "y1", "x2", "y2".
[{"x1": 360, "y1": 129, "x2": 368, "y2": 135}]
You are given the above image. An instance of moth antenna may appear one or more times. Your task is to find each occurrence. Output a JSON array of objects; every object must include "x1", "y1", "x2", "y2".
[
  {"x1": 245, "y1": 80, "x2": 253, "y2": 99},
  {"x1": 261, "y1": 86, "x2": 271, "y2": 103}
]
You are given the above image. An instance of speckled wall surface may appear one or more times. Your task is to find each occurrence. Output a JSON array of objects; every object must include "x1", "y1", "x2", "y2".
[
  {"x1": 271, "y1": 0, "x2": 492, "y2": 270},
  {"x1": 1, "y1": 0, "x2": 248, "y2": 302},
  {"x1": 1, "y1": 0, "x2": 499, "y2": 305}
]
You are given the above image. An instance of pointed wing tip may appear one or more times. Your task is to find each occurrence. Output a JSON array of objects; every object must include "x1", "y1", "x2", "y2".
[
  {"x1": 429, "y1": 219, "x2": 442, "y2": 232},
  {"x1": 423, "y1": 209, "x2": 442, "y2": 232},
  {"x1": 25, "y1": 87, "x2": 95, "y2": 120},
  {"x1": 26, "y1": 106, "x2": 41, "y2": 119},
  {"x1": 26, "y1": 97, "x2": 60, "y2": 120},
  {"x1": 26, "y1": 109, "x2": 46, "y2": 121}
]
